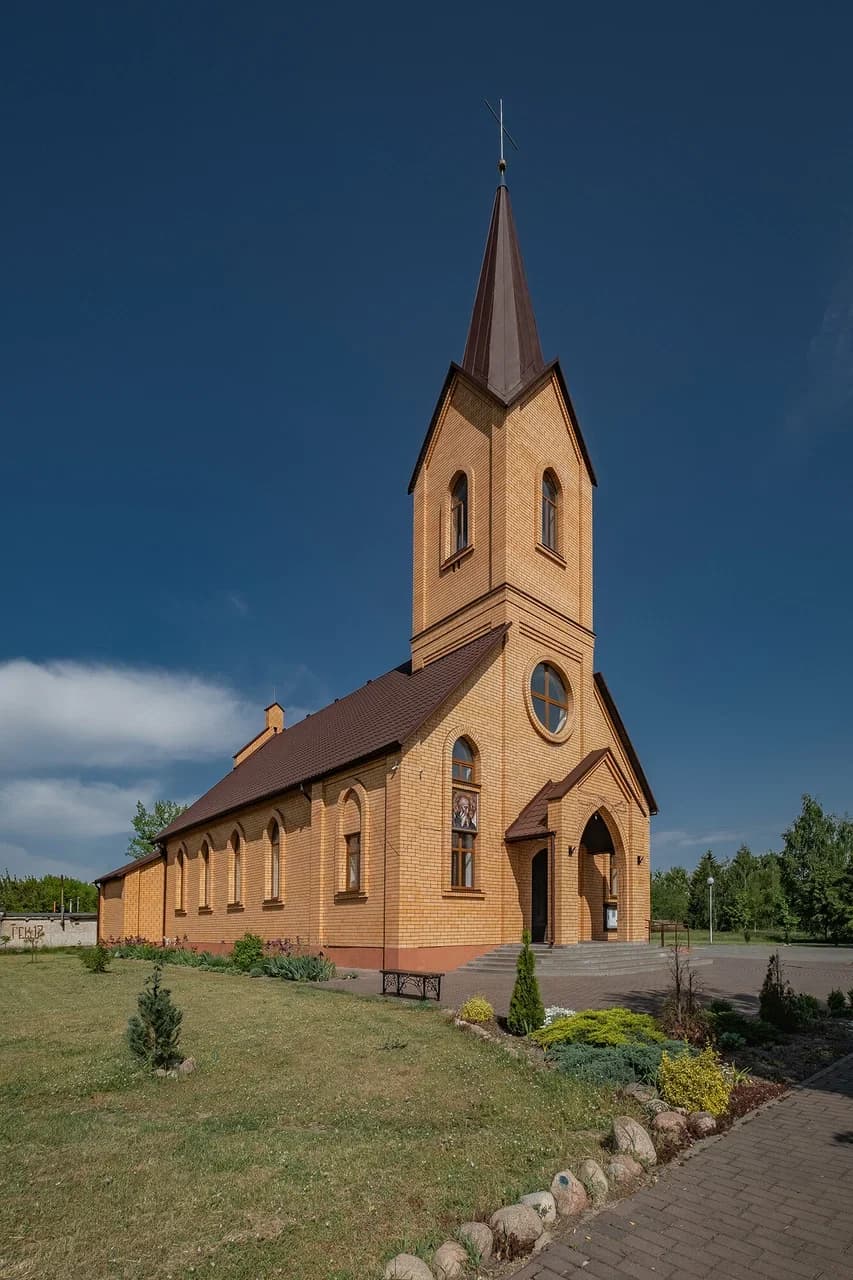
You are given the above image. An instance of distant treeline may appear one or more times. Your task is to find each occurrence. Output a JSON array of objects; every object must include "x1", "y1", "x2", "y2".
[
  {"x1": 653, "y1": 794, "x2": 853, "y2": 942},
  {"x1": 0, "y1": 872, "x2": 98, "y2": 914}
]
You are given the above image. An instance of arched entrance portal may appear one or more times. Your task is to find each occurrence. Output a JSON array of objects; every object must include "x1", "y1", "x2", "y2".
[
  {"x1": 579, "y1": 810, "x2": 621, "y2": 941},
  {"x1": 531, "y1": 848, "x2": 549, "y2": 943}
]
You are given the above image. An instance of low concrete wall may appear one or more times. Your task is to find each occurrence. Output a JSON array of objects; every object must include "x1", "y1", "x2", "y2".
[{"x1": 0, "y1": 913, "x2": 98, "y2": 949}]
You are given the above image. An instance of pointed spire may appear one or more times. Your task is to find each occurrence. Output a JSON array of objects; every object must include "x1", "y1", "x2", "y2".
[{"x1": 461, "y1": 185, "x2": 545, "y2": 402}]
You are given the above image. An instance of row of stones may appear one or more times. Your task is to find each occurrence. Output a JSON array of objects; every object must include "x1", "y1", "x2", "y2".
[{"x1": 382, "y1": 1110, "x2": 697, "y2": 1280}]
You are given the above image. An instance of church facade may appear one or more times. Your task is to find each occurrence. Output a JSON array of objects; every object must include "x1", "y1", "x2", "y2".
[{"x1": 97, "y1": 182, "x2": 657, "y2": 969}]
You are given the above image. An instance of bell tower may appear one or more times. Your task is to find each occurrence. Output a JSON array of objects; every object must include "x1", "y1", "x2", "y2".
[{"x1": 408, "y1": 183, "x2": 597, "y2": 673}]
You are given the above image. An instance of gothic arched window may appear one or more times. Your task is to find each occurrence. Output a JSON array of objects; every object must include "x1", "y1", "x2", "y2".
[
  {"x1": 450, "y1": 472, "x2": 469, "y2": 555},
  {"x1": 269, "y1": 819, "x2": 281, "y2": 901},
  {"x1": 341, "y1": 790, "x2": 362, "y2": 893},
  {"x1": 451, "y1": 737, "x2": 478, "y2": 889},
  {"x1": 230, "y1": 831, "x2": 242, "y2": 905},
  {"x1": 541, "y1": 470, "x2": 559, "y2": 552},
  {"x1": 199, "y1": 841, "x2": 210, "y2": 908}
]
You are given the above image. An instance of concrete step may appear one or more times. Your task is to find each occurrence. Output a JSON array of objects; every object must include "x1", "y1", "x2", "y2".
[{"x1": 453, "y1": 942, "x2": 712, "y2": 978}]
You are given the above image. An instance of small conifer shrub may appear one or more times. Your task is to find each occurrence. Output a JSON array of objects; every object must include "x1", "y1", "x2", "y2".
[
  {"x1": 457, "y1": 995, "x2": 494, "y2": 1024},
  {"x1": 126, "y1": 965, "x2": 183, "y2": 1071},
  {"x1": 507, "y1": 931, "x2": 545, "y2": 1036},
  {"x1": 80, "y1": 943, "x2": 110, "y2": 973},
  {"x1": 827, "y1": 989, "x2": 846, "y2": 1017}
]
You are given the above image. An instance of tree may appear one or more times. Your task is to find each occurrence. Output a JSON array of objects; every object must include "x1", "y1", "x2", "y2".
[
  {"x1": 507, "y1": 931, "x2": 545, "y2": 1035},
  {"x1": 127, "y1": 800, "x2": 188, "y2": 861},
  {"x1": 126, "y1": 965, "x2": 183, "y2": 1070},
  {"x1": 779, "y1": 795, "x2": 849, "y2": 939},
  {"x1": 0, "y1": 871, "x2": 97, "y2": 913},
  {"x1": 651, "y1": 867, "x2": 690, "y2": 922},
  {"x1": 687, "y1": 851, "x2": 724, "y2": 929}
]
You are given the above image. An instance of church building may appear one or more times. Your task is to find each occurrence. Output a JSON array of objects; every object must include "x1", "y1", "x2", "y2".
[{"x1": 97, "y1": 179, "x2": 657, "y2": 970}]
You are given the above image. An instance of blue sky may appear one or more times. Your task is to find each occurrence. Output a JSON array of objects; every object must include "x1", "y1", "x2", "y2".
[{"x1": 2, "y1": 2, "x2": 852, "y2": 882}]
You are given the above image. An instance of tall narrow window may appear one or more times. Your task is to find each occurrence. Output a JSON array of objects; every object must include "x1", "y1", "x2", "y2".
[
  {"x1": 269, "y1": 820, "x2": 281, "y2": 900},
  {"x1": 541, "y1": 470, "x2": 558, "y2": 551},
  {"x1": 231, "y1": 831, "x2": 242, "y2": 904},
  {"x1": 175, "y1": 850, "x2": 185, "y2": 911},
  {"x1": 341, "y1": 789, "x2": 363, "y2": 894},
  {"x1": 346, "y1": 831, "x2": 361, "y2": 892},
  {"x1": 450, "y1": 473, "x2": 468, "y2": 554},
  {"x1": 199, "y1": 841, "x2": 210, "y2": 907},
  {"x1": 450, "y1": 736, "x2": 478, "y2": 889}
]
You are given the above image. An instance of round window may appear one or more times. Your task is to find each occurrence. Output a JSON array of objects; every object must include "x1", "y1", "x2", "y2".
[{"x1": 531, "y1": 662, "x2": 570, "y2": 734}]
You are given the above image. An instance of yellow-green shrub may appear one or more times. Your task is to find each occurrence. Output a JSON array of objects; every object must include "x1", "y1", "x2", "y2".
[
  {"x1": 531, "y1": 1007, "x2": 665, "y2": 1049},
  {"x1": 457, "y1": 995, "x2": 494, "y2": 1024},
  {"x1": 658, "y1": 1046, "x2": 731, "y2": 1117}
]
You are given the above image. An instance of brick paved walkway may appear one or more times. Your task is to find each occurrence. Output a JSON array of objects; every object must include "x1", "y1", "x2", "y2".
[{"x1": 510, "y1": 1053, "x2": 853, "y2": 1280}]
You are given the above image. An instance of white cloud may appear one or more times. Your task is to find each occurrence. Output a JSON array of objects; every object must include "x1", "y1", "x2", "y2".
[
  {"x1": 653, "y1": 828, "x2": 743, "y2": 851},
  {"x1": 0, "y1": 839, "x2": 98, "y2": 880},
  {"x1": 0, "y1": 660, "x2": 256, "y2": 770},
  {"x1": 0, "y1": 777, "x2": 158, "y2": 839},
  {"x1": 786, "y1": 255, "x2": 853, "y2": 437}
]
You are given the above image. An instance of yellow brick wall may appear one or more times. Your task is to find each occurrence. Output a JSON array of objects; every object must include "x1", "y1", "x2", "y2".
[{"x1": 100, "y1": 879, "x2": 124, "y2": 941}]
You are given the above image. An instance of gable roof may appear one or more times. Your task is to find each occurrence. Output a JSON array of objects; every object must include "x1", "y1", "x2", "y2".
[
  {"x1": 94, "y1": 847, "x2": 164, "y2": 884},
  {"x1": 593, "y1": 673, "x2": 658, "y2": 815},
  {"x1": 462, "y1": 184, "x2": 545, "y2": 401},
  {"x1": 153, "y1": 624, "x2": 510, "y2": 844}
]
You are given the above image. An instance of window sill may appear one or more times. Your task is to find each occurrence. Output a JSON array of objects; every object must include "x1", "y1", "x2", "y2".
[
  {"x1": 174, "y1": 909, "x2": 187, "y2": 917},
  {"x1": 536, "y1": 542, "x2": 566, "y2": 568},
  {"x1": 440, "y1": 544, "x2": 474, "y2": 573},
  {"x1": 442, "y1": 889, "x2": 485, "y2": 899},
  {"x1": 262, "y1": 898, "x2": 285, "y2": 909},
  {"x1": 334, "y1": 891, "x2": 367, "y2": 903},
  {"x1": 226, "y1": 902, "x2": 244, "y2": 912},
  {"x1": 198, "y1": 906, "x2": 213, "y2": 914}
]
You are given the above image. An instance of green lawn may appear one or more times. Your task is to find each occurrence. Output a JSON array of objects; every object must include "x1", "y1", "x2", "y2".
[{"x1": 0, "y1": 955, "x2": 630, "y2": 1280}]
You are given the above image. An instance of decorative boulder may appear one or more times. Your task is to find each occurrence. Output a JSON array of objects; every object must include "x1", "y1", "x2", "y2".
[
  {"x1": 550, "y1": 1170, "x2": 589, "y2": 1217},
  {"x1": 577, "y1": 1158, "x2": 609, "y2": 1206},
  {"x1": 532, "y1": 1231, "x2": 553, "y2": 1255},
  {"x1": 520, "y1": 1190, "x2": 557, "y2": 1224},
  {"x1": 644, "y1": 1098, "x2": 671, "y2": 1116},
  {"x1": 688, "y1": 1111, "x2": 717, "y2": 1138},
  {"x1": 621, "y1": 1081, "x2": 658, "y2": 1103},
  {"x1": 489, "y1": 1203, "x2": 543, "y2": 1254},
  {"x1": 432, "y1": 1240, "x2": 467, "y2": 1280},
  {"x1": 383, "y1": 1254, "x2": 434, "y2": 1280},
  {"x1": 176, "y1": 1056, "x2": 197, "y2": 1075},
  {"x1": 605, "y1": 1154, "x2": 644, "y2": 1187},
  {"x1": 611, "y1": 1115, "x2": 657, "y2": 1167},
  {"x1": 651, "y1": 1110, "x2": 689, "y2": 1135},
  {"x1": 457, "y1": 1222, "x2": 493, "y2": 1262}
]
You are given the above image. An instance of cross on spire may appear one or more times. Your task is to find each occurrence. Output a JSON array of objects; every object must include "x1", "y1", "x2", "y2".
[{"x1": 484, "y1": 98, "x2": 518, "y2": 182}]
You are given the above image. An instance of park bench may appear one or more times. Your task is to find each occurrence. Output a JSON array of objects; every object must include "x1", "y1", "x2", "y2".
[{"x1": 380, "y1": 969, "x2": 443, "y2": 1001}]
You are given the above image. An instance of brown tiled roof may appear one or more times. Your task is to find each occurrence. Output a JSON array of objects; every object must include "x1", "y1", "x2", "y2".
[
  {"x1": 154, "y1": 625, "x2": 510, "y2": 843},
  {"x1": 594, "y1": 673, "x2": 658, "y2": 815},
  {"x1": 94, "y1": 847, "x2": 164, "y2": 884}
]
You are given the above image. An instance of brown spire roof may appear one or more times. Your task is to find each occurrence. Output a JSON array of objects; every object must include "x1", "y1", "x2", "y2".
[
  {"x1": 145, "y1": 624, "x2": 510, "y2": 847},
  {"x1": 462, "y1": 185, "x2": 545, "y2": 401}
]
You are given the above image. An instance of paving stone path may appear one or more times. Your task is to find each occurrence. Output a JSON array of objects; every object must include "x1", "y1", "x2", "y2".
[{"x1": 511, "y1": 1053, "x2": 853, "y2": 1280}]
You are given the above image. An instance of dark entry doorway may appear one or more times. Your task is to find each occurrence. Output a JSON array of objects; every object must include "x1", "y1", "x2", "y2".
[{"x1": 531, "y1": 848, "x2": 549, "y2": 943}]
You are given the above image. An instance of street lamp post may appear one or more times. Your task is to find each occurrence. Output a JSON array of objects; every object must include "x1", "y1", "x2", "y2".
[{"x1": 707, "y1": 875, "x2": 715, "y2": 944}]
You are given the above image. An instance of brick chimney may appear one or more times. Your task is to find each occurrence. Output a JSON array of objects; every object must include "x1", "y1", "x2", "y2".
[{"x1": 233, "y1": 702, "x2": 286, "y2": 768}]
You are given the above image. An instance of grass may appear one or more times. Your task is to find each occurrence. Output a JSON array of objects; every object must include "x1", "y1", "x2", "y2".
[
  {"x1": 0, "y1": 954, "x2": 632, "y2": 1280},
  {"x1": 684, "y1": 929, "x2": 853, "y2": 947}
]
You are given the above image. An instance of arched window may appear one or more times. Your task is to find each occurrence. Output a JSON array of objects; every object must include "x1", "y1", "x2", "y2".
[
  {"x1": 231, "y1": 831, "x2": 242, "y2": 904},
  {"x1": 450, "y1": 472, "x2": 468, "y2": 555},
  {"x1": 199, "y1": 841, "x2": 210, "y2": 908},
  {"x1": 531, "y1": 662, "x2": 570, "y2": 734},
  {"x1": 175, "y1": 849, "x2": 185, "y2": 911},
  {"x1": 541, "y1": 470, "x2": 559, "y2": 551},
  {"x1": 341, "y1": 790, "x2": 362, "y2": 893},
  {"x1": 269, "y1": 819, "x2": 281, "y2": 901},
  {"x1": 452, "y1": 737, "x2": 476, "y2": 783},
  {"x1": 450, "y1": 737, "x2": 478, "y2": 889}
]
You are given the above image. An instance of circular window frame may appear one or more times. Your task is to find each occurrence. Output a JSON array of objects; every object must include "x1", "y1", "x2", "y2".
[{"x1": 524, "y1": 658, "x2": 575, "y2": 743}]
